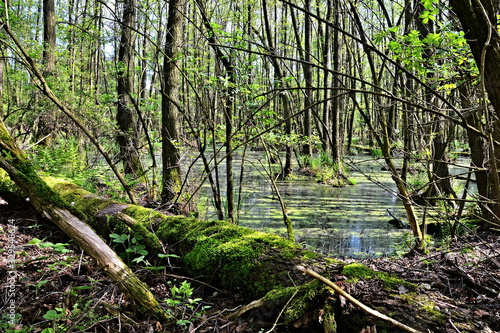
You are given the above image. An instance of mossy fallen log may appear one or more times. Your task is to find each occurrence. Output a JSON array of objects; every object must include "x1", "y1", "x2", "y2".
[
  {"x1": 4, "y1": 175, "x2": 454, "y2": 332},
  {"x1": 0, "y1": 122, "x2": 167, "y2": 321},
  {"x1": 46, "y1": 177, "x2": 345, "y2": 299}
]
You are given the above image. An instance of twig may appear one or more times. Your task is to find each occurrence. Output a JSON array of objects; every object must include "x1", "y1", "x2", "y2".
[
  {"x1": 296, "y1": 265, "x2": 423, "y2": 333},
  {"x1": 162, "y1": 273, "x2": 227, "y2": 294},
  {"x1": 447, "y1": 318, "x2": 461, "y2": 333},
  {"x1": 264, "y1": 288, "x2": 300, "y2": 333}
]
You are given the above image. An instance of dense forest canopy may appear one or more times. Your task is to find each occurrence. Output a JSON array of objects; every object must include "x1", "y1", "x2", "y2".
[{"x1": 0, "y1": 0, "x2": 499, "y2": 248}]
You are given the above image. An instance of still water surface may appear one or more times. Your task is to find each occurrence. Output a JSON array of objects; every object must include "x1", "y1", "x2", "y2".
[{"x1": 192, "y1": 152, "x2": 407, "y2": 258}]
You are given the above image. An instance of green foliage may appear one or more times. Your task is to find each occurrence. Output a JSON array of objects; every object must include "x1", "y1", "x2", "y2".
[
  {"x1": 370, "y1": 148, "x2": 383, "y2": 158},
  {"x1": 28, "y1": 238, "x2": 71, "y2": 254},
  {"x1": 29, "y1": 137, "x2": 87, "y2": 182},
  {"x1": 110, "y1": 232, "x2": 149, "y2": 265},
  {"x1": 299, "y1": 153, "x2": 353, "y2": 186},
  {"x1": 406, "y1": 167, "x2": 427, "y2": 190},
  {"x1": 419, "y1": 0, "x2": 439, "y2": 24},
  {"x1": 164, "y1": 280, "x2": 210, "y2": 329},
  {"x1": 0, "y1": 314, "x2": 28, "y2": 333},
  {"x1": 38, "y1": 288, "x2": 111, "y2": 332},
  {"x1": 42, "y1": 308, "x2": 65, "y2": 321}
]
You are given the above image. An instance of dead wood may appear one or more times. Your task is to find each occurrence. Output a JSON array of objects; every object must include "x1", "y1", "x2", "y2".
[
  {"x1": 0, "y1": 120, "x2": 168, "y2": 321},
  {"x1": 296, "y1": 265, "x2": 423, "y2": 333}
]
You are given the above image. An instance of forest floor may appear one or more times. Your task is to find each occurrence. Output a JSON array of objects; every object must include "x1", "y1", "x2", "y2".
[{"x1": 0, "y1": 196, "x2": 499, "y2": 333}]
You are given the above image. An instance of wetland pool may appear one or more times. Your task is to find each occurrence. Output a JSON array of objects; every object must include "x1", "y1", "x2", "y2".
[{"x1": 193, "y1": 153, "x2": 409, "y2": 258}]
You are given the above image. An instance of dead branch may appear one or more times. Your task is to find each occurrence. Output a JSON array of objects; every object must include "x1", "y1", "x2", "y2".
[{"x1": 296, "y1": 265, "x2": 423, "y2": 333}]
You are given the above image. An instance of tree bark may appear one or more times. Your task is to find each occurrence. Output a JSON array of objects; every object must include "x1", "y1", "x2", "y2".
[
  {"x1": 303, "y1": 0, "x2": 313, "y2": 158},
  {"x1": 116, "y1": 0, "x2": 144, "y2": 178},
  {"x1": 450, "y1": 0, "x2": 500, "y2": 225},
  {"x1": 43, "y1": 0, "x2": 56, "y2": 74},
  {"x1": 161, "y1": 0, "x2": 184, "y2": 203},
  {"x1": 37, "y1": 0, "x2": 58, "y2": 146}
]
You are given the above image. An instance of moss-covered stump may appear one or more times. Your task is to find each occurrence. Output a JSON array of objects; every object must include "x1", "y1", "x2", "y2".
[{"x1": 46, "y1": 177, "x2": 345, "y2": 299}]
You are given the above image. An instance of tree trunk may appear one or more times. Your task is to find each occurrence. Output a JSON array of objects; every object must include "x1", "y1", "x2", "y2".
[
  {"x1": 450, "y1": 0, "x2": 500, "y2": 226},
  {"x1": 302, "y1": 0, "x2": 313, "y2": 158},
  {"x1": 261, "y1": 0, "x2": 293, "y2": 178},
  {"x1": 43, "y1": 0, "x2": 56, "y2": 74},
  {"x1": 38, "y1": 0, "x2": 57, "y2": 146},
  {"x1": 161, "y1": 0, "x2": 184, "y2": 203},
  {"x1": 0, "y1": 120, "x2": 167, "y2": 321},
  {"x1": 38, "y1": 177, "x2": 343, "y2": 300},
  {"x1": 331, "y1": 0, "x2": 342, "y2": 168},
  {"x1": 116, "y1": 0, "x2": 144, "y2": 177},
  {"x1": 0, "y1": 47, "x2": 4, "y2": 119},
  {"x1": 195, "y1": 0, "x2": 236, "y2": 221}
]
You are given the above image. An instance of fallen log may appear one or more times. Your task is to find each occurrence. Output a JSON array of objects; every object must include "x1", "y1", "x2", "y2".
[
  {"x1": 0, "y1": 121, "x2": 168, "y2": 321},
  {"x1": 45, "y1": 177, "x2": 345, "y2": 299}
]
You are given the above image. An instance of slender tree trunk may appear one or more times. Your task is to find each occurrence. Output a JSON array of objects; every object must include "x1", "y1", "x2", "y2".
[
  {"x1": 43, "y1": 0, "x2": 56, "y2": 74},
  {"x1": 0, "y1": 47, "x2": 4, "y2": 119},
  {"x1": 116, "y1": 0, "x2": 144, "y2": 177},
  {"x1": 350, "y1": 3, "x2": 425, "y2": 250},
  {"x1": 331, "y1": 0, "x2": 342, "y2": 169},
  {"x1": 261, "y1": 0, "x2": 293, "y2": 178},
  {"x1": 195, "y1": 0, "x2": 236, "y2": 221},
  {"x1": 37, "y1": 0, "x2": 57, "y2": 146},
  {"x1": 302, "y1": 0, "x2": 313, "y2": 158},
  {"x1": 161, "y1": 0, "x2": 185, "y2": 203},
  {"x1": 319, "y1": 0, "x2": 332, "y2": 153}
]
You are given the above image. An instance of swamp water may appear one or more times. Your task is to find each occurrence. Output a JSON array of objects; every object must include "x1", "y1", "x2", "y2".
[{"x1": 192, "y1": 153, "x2": 408, "y2": 258}]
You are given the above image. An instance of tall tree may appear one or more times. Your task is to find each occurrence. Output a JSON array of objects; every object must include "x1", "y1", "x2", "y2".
[
  {"x1": 298, "y1": 0, "x2": 313, "y2": 158},
  {"x1": 161, "y1": 0, "x2": 185, "y2": 203},
  {"x1": 116, "y1": 0, "x2": 144, "y2": 177},
  {"x1": 37, "y1": 0, "x2": 57, "y2": 145},
  {"x1": 261, "y1": 0, "x2": 294, "y2": 178},
  {"x1": 450, "y1": 0, "x2": 500, "y2": 227},
  {"x1": 330, "y1": 0, "x2": 343, "y2": 169},
  {"x1": 43, "y1": 0, "x2": 56, "y2": 73},
  {"x1": 195, "y1": 0, "x2": 236, "y2": 221}
]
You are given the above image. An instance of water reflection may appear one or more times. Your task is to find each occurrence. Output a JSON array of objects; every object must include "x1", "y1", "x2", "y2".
[{"x1": 194, "y1": 153, "x2": 408, "y2": 258}]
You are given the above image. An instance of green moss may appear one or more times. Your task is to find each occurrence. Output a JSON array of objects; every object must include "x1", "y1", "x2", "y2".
[
  {"x1": 399, "y1": 292, "x2": 444, "y2": 321},
  {"x1": 156, "y1": 218, "x2": 306, "y2": 298},
  {"x1": 301, "y1": 250, "x2": 322, "y2": 260},
  {"x1": 343, "y1": 263, "x2": 416, "y2": 289},
  {"x1": 0, "y1": 169, "x2": 16, "y2": 192},
  {"x1": 263, "y1": 280, "x2": 335, "y2": 326},
  {"x1": 11, "y1": 161, "x2": 68, "y2": 209},
  {"x1": 48, "y1": 178, "x2": 110, "y2": 213},
  {"x1": 122, "y1": 205, "x2": 166, "y2": 225}
]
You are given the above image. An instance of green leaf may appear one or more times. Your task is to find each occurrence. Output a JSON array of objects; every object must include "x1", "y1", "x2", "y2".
[
  {"x1": 110, "y1": 234, "x2": 128, "y2": 244},
  {"x1": 42, "y1": 309, "x2": 64, "y2": 320}
]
